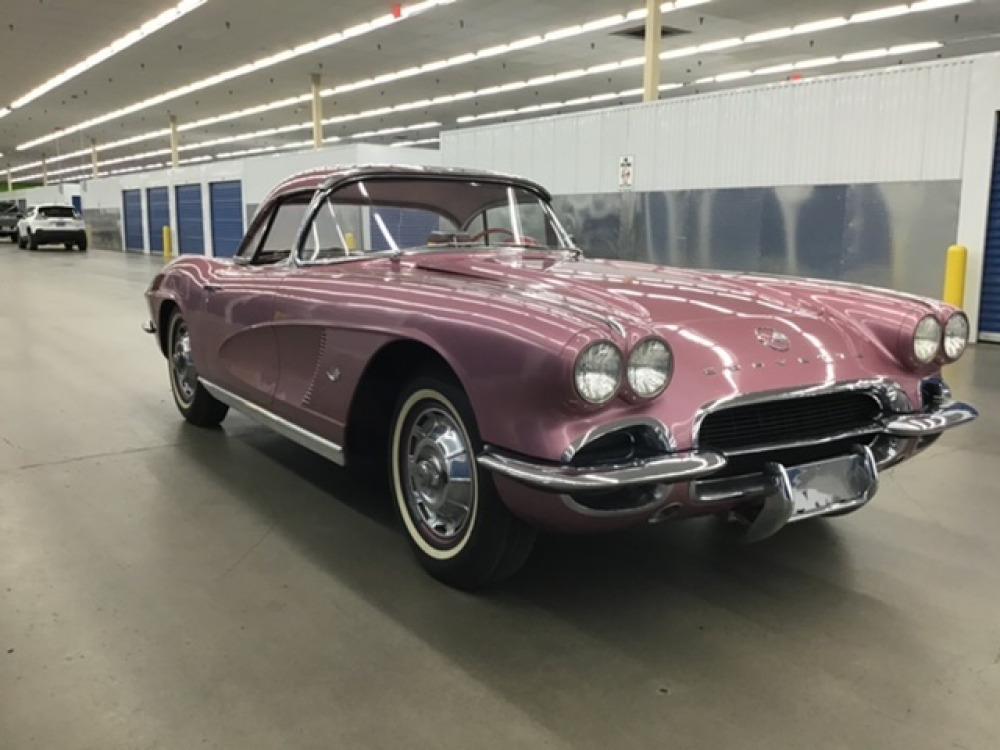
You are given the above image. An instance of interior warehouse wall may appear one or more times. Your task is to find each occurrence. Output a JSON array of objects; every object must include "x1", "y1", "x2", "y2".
[
  {"x1": 1, "y1": 183, "x2": 81, "y2": 209},
  {"x1": 75, "y1": 142, "x2": 440, "y2": 254},
  {"x1": 441, "y1": 54, "x2": 1000, "y2": 341}
]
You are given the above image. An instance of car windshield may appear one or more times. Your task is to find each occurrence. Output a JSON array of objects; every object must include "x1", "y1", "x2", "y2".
[
  {"x1": 298, "y1": 177, "x2": 574, "y2": 263},
  {"x1": 39, "y1": 206, "x2": 76, "y2": 218}
]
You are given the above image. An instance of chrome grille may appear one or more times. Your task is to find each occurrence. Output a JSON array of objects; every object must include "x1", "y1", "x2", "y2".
[{"x1": 698, "y1": 390, "x2": 883, "y2": 454}]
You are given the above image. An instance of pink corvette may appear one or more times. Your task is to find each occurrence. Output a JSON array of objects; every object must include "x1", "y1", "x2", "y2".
[{"x1": 144, "y1": 165, "x2": 977, "y2": 588}]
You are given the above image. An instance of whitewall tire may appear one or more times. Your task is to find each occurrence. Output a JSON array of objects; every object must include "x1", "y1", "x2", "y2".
[{"x1": 390, "y1": 375, "x2": 536, "y2": 589}]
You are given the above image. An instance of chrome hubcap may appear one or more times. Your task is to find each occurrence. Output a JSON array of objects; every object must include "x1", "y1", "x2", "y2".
[
  {"x1": 403, "y1": 406, "x2": 474, "y2": 544},
  {"x1": 171, "y1": 322, "x2": 197, "y2": 404}
]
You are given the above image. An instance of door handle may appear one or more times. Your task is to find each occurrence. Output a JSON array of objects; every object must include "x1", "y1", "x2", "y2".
[{"x1": 204, "y1": 284, "x2": 222, "y2": 293}]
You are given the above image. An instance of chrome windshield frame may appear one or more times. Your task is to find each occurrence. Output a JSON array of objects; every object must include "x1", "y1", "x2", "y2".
[{"x1": 291, "y1": 174, "x2": 576, "y2": 268}]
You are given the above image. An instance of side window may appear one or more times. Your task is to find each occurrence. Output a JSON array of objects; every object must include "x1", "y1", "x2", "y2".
[
  {"x1": 250, "y1": 196, "x2": 310, "y2": 265},
  {"x1": 236, "y1": 210, "x2": 270, "y2": 262},
  {"x1": 300, "y1": 197, "x2": 364, "y2": 262}
]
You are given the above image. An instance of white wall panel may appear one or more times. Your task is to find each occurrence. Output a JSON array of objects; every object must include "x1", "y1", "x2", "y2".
[{"x1": 441, "y1": 57, "x2": 975, "y2": 194}]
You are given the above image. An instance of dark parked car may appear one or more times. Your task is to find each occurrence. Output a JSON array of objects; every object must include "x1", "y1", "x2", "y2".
[{"x1": 0, "y1": 201, "x2": 21, "y2": 242}]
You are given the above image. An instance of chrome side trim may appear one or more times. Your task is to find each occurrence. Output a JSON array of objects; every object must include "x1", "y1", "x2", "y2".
[
  {"x1": 882, "y1": 401, "x2": 978, "y2": 437},
  {"x1": 199, "y1": 379, "x2": 345, "y2": 466},
  {"x1": 561, "y1": 417, "x2": 673, "y2": 464},
  {"x1": 478, "y1": 448, "x2": 726, "y2": 493}
]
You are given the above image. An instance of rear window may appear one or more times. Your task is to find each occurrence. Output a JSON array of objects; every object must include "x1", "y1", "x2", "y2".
[{"x1": 39, "y1": 206, "x2": 76, "y2": 218}]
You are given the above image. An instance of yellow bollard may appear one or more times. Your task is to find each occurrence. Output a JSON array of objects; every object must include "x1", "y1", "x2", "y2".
[
  {"x1": 162, "y1": 226, "x2": 173, "y2": 262},
  {"x1": 942, "y1": 244, "x2": 967, "y2": 308}
]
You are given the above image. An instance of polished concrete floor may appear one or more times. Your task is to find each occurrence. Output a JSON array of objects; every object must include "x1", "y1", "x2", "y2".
[{"x1": 1, "y1": 244, "x2": 999, "y2": 749}]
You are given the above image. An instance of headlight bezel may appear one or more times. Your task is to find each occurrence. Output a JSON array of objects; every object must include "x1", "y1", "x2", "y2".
[
  {"x1": 626, "y1": 337, "x2": 674, "y2": 400},
  {"x1": 573, "y1": 340, "x2": 624, "y2": 405},
  {"x1": 911, "y1": 315, "x2": 942, "y2": 365},
  {"x1": 942, "y1": 311, "x2": 969, "y2": 362}
]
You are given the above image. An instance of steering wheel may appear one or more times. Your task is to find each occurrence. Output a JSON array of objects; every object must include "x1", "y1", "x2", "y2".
[{"x1": 468, "y1": 227, "x2": 541, "y2": 247}]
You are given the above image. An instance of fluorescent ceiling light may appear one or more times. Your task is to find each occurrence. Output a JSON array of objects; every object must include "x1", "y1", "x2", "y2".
[
  {"x1": 8, "y1": 0, "x2": 206, "y2": 111},
  {"x1": 889, "y1": 41, "x2": 943, "y2": 53},
  {"x1": 796, "y1": 56, "x2": 840, "y2": 68},
  {"x1": 15, "y1": 0, "x2": 459, "y2": 151},
  {"x1": 793, "y1": 17, "x2": 848, "y2": 33},
  {"x1": 910, "y1": 0, "x2": 972, "y2": 8},
  {"x1": 7, "y1": 0, "x2": 957, "y2": 172},
  {"x1": 841, "y1": 48, "x2": 890, "y2": 61},
  {"x1": 14, "y1": 0, "x2": 709, "y2": 155},
  {"x1": 454, "y1": 38, "x2": 943, "y2": 124},
  {"x1": 850, "y1": 5, "x2": 911, "y2": 23},
  {"x1": 744, "y1": 28, "x2": 792, "y2": 43}
]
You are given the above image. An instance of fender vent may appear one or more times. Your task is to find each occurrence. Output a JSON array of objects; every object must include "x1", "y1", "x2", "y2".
[{"x1": 302, "y1": 330, "x2": 329, "y2": 407}]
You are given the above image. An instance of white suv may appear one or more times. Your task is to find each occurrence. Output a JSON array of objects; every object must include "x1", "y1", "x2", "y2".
[{"x1": 17, "y1": 204, "x2": 87, "y2": 251}]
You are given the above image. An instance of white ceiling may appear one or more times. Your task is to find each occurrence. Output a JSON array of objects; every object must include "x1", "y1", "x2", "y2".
[{"x1": 2, "y1": 0, "x2": 999, "y2": 179}]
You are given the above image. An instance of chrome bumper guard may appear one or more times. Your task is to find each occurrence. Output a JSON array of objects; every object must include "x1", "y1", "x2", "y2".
[
  {"x1": 477, "y1": 401, "x2": 977, "y2": 494},
  {"x1": 881, "y1": 400, "x2": 978, "y2": 436},
  {"x1": 476, "y1": 450, "x2": 727, "y2": 493}
]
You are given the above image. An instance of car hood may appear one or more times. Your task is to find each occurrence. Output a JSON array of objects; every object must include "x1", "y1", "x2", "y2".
[
  {"x1": 406, "y1": 250, "x2": 932, "y2": 440},
  {"x1": 408, "y1": 250, "x2": 862, "y2": 333}
]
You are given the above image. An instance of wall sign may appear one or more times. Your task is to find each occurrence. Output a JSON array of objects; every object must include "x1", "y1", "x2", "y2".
[{"x1": 618, "y1": 155, "x2": 634, "y2": 190}]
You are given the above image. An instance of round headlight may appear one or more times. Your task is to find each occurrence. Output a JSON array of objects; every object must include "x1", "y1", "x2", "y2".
[
  {"x1": 627, "y1": 339, "x2": 673, "y2": 398},
  {"x1": 574, "y1": 341, "x2": 623, "y2": 404},
  {"x1": 913, "y1": 315, "x2": 942, "y2": 364},
  {"x1": 943, "y1": 312, "x2": 969, "y2": 361}
]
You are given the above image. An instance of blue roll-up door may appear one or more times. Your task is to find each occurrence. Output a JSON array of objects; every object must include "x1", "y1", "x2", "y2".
[
  {"x1": 209, "y1": 180, "x2": 244, "y2": 258},
  {"x1": 71, "y1": 195, "x2": 82, "y2": 214},
  {"x1": 146, "y1": 187, "x2": 170, "y2": 255},
  {"x1": 981, "y1": 115, "x2": 1000, "y2": 342},
  {"x1": 175, "y1": 184, "x2": 204, "y2": 255},
  {"x1": 122, "y1": 189, "x2": 143, "y2": 252}
]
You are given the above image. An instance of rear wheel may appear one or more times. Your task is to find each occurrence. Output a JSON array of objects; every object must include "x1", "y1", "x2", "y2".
[
  {"x1": 390, "y1": 375, "x2": 535, "y2": 589},
  {"x1": 167, "y1": 311, "x2": 228, "y2": 427}
]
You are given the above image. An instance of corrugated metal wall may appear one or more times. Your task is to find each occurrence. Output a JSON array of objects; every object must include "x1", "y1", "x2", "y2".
[{"x1": 441, "y1": 59, "x2": 973, "y2": 194}]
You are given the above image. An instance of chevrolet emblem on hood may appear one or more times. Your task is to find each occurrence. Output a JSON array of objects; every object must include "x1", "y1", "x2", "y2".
[{"x1": 755, "y1": 327, "x2": 790, "y2": 352}]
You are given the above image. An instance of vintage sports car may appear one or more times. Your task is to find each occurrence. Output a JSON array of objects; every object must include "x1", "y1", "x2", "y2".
[{"x1": 144, "y1": 165, "x2": 977, "y2": 589}]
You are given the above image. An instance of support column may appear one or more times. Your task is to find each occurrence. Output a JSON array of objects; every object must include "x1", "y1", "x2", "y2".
[
  {"x1": 643, "y1": 0, "x2": 662, "y2": 103},
  {"x1": 311, "y1": 73, "x2": 323, "y2": 149},
  {"x1": 169, "y1": 114, "x2": 180, "y2": 169},
  {"x1": 91, "y1": 141, "x2": 99, "y2": 178},
  {"x1": 42, "y1": 158, "x2": 48, "y2": 186}
]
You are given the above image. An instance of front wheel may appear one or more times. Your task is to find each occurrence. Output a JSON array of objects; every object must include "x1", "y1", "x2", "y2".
[
  {"x1": 390, "y1": 375, "x2": 536, "y2": 590},
  {"x1": 78, "y1": 236, "x2": 88, "y2": 252},
  {"x1": 167, "y1": 311, "x2": 228, "y2": 427}
]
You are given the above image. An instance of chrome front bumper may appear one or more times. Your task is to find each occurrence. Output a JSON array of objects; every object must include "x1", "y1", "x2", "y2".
[{"x1": 478, "y1": 401, "x2": 978, "y2": 540}]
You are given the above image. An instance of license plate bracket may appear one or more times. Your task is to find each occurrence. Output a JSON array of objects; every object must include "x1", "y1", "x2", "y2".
[{"x1": 743, "y1": 445, "x2": 879, "y2": 542}]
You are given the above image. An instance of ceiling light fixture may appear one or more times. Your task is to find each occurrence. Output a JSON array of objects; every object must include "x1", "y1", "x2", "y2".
[
  {"x1": 8, "y1": 0, "x2": 207, "y2": 112},
  {"x1": 454, "y1": 41, "x2": 941, "y2": 124},
  {"x1": 13, "y1": 0, "x2": 959, "y2": 169},
  {"x1": 15, "y1": 0, "x2": 459, "y2": 151}
]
